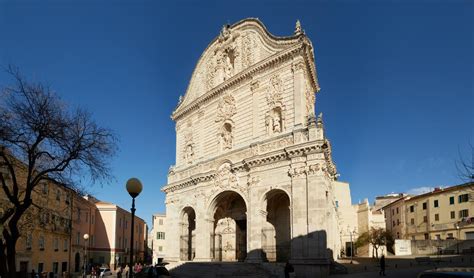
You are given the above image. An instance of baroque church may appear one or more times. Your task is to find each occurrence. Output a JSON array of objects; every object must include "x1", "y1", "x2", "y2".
[{"x1": 162, "y1": 18, "x2": 344, "y2": 277}]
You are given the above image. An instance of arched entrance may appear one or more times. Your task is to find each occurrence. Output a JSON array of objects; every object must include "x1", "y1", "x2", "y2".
[
  {"x1": 180, "y1": 207, "x2": 196, "y2": 261},
  {"x1": 210, "y1": 191, "x2": 247, "y2": 262},
  {"x1": 262, "y1": 189, "x2": 291, "y2": 262}
]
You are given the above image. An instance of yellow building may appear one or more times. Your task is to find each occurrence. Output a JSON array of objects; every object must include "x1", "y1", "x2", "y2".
[
  {"x1": 13, "y1": 179, "x2": 73, "y2": 275},
  {"x1": 405, "y1": 182, "x2": 474, "y2": 240},
  {"x1": 384, "y1": 182, "x2": 474, "y2": 241}
]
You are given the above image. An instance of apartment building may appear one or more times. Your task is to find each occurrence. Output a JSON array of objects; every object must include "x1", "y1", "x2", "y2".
[
  {"x1": 383, "y1": 196, "x2": 410, "y2": 240},
  {"x1": 149, "y1": 213, "x2": 166, "y2": 264},
  {"x1": 92, "y1": 201, "x2": 147, "y2": 270},
  {"x1": 405, "y1": 183, "x2": 474, "y2": 240}
]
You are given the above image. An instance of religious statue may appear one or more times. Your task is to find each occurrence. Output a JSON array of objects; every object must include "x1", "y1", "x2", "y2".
[
  {"x1": 185, "y1": 143, "x2": 194, "y2": 163},
  {"x1": 222, "y1": 127, "x2": 233, "y2": 150},
  {"x1": 273, "y1": 114, "x2": 281, "y2": 133}
]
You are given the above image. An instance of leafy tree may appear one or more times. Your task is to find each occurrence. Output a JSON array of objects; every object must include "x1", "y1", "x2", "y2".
[
  {"x1": 0, "y1": 66, "x2": 117, "y2": 277},
  {"x1": 354, "y1": 227, "x2": 393, "y2": 258}
]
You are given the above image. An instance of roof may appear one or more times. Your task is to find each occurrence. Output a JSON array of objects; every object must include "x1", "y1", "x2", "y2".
[{"x1": 406, "y1": 182, "x2": 473, "y2": 202}]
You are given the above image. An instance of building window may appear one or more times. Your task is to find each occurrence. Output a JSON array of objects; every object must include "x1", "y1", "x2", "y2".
[
  {"x1": 396, "y1": 232, "x2": 400, "y2": 239},
  {"x1": 459, "y1": 194, "x2": 469, "y2": 203},
  {"x1": 54, "y1": 238, "x2": 59, "y2": 251},
  {"x1": 397, "y1": 219, "x2": 400, "y2": 225},
  {"x1": 38, "y1": 263, "x2": 44, "y2": 273},
  {"x1": 119, "y1": 218, "x2": 122, "y2": 228},
  {"x1": 159, "y1": 219, "x2": 163, "y2": 225},
  {"x1": 77, "y1": 208, "x2": 81, "y2": 221},
  {"x1": 392, "y1": 221, "x2": 395, "y2": 227},
  {"x1": 39, "y1": 236, "x2": 45, "y2": 250},
  {"x1": 434, "y1": 200, "x2": 439, "y2": 208},
  {"x1": 435, "y1": 234, "x2": 441, "y2": 240},
  {"x1": 157, "y1": 232, "x2": 165, "y2": 240},
  {"x1": 410, "y1": 218, "x2": 415, "y2": 225},
  {"x1": 410, "y1": 205, "x2": 414, "y2": 213},
  {"x1": 435, "y1": 214, "x2": 439, "y2": 221},
  {"x1": 56, "y1": 189, "x2": 61, "y2": 201},
  {"x1": 449, "y1": 196, "x2": 455, "y2": 205},
  {"x1": 422, "y1": 202, "x2": 427, "y2": 210},
  {"x1": 412, "y1": 236, "x2": 416, "y2": 240},
  {"x1": 158, "y1": 246, "x2": 163, "y2": 252},
  {"x1": 396, "y1": 207, "x2": 399, "y2": 214},
  {"x1": 447, "y1": 233, "x2": 454, "y2": 238},
  {"x1": 41, "y1": 183, "x2": 48, "y2": 194},
  {"x1": 459, "y1": 209, "x2": 469, "y2": 218},
  {"x1": 63, "y1": 239, "x2": 68, "y2": 251},
  {"x1": 424, "y1": 233, "x2": 429, "y2": 240},
  {"x1": 26, "y1": 234, "x2": 32, "y2": 250},
  {"x1": 451, "y1": 211, "x2": 455, "y2": 219},
  {"x1": 423, "y1": 216, "x2": 428, "y2": 223},
  {"x1": 76, "y1": 232, "x2": 80, "y2": 245}
]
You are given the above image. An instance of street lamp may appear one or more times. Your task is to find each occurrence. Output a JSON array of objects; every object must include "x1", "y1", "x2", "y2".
[
  {"x1": 455, "y1": 223, "x2": 460, "y2": 254},
  {"x1": 348, "y1": 228, "x2": 357, "y2": 264},
  {"x1": 126, "y1": 178, "x2": 143, "y2": 278},
  {"x1": 83, "y1": 233, "x2": 89, "y2": 278}
]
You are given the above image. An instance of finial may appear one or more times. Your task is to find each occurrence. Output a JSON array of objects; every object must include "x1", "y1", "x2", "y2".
[{"x1": 295, "y1": 19, "x2": 303, "y2": 35}]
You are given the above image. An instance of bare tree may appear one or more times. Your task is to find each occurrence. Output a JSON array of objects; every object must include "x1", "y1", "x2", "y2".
[
  {"x1": 456, "y1": 142, "x2": 474, "y2": 182},
  {"x1": 0, "y1": 66, "x2": 117, "y2": 277}
]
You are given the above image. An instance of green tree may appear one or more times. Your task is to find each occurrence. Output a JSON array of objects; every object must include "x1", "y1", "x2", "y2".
[{"x1": 355, "y1": 227, "x2": 394, "y2": 258}]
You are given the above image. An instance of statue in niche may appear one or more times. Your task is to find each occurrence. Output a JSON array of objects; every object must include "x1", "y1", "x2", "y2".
[
  {"x1": 221, "y1": 123, "x2": 233, "y2": 150},
  {"x1": 273, "y1": 113, "x2": 281, "y2": 133},
  {"x1": 266, "y1": 108, "x2": 282, "y2": 135},
  {"x1": 223, "y1": 48, "x2": 236, "y2": 80},
  {"x1": 184, "y1": 143, "x2": 194, "y2": 164}
]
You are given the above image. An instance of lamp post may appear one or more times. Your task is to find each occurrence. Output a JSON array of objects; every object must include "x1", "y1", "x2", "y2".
[
  {"x1": 83, "y1": 233, "x2": 89, "y2": 278},
  {"x1": 455, "y1": 223, "x2": 460, "y2": 254},
  {"x1": 126, "y1": 178, "x2": 143, "y2": 278}
]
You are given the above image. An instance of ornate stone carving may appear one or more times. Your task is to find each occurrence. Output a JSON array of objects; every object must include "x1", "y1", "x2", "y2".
[
  {"x1": 306, "y1": 163, "x2": 321, "y2": 175},
  {"x1": 295, "y1": 20, "x2": 303, "y2": 35},
  {"x1": 288, "y1": 166, "x2": 306, "y2": 178},
  {"x1": 247, "y1": 176, "x2": 260, "y2": 188},
  {"x1": 183, "y1": 133, "x2": 195, "y2": 164},
  {"x1": 206, "y1": 59, "x2": 216, "y2": 90},
  {"x1": 305, "y1": 80, "x2": 315, "y2": 115},
  {"x1": 250, "y1": 80, "x2": 260, "y2": 92},
  {"x1": 241, "y1": 33, "x2": 255, "y2": 69},
  {"x1": 213, "y1": 163, "x2": 247, "y2": 195},
  {"x1": 216, "y1": 94, "x2": 236, "y2": 123},
  {"x1": 266, "y1": 75, "x2": 283, "y2": 109}
]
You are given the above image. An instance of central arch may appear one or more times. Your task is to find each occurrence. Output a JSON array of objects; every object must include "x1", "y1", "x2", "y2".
[
  {"x1": 209, "y1": 191, "x2": 247, "y2": 262},
  {"x1": 180, "y1": 207, "x2": 196, "y2": 261}
]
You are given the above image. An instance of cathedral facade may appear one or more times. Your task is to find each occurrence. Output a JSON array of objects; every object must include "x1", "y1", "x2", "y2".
[{"x1": 162, "y1": 18, "x2": 341, "y2": 276}]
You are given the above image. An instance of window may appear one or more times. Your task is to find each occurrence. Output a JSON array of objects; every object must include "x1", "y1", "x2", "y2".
[
  {"x1": 397, "y1": 219, "x2": 400, "y2": 225},
  {"x1": 392, "y1": 221, "x2": 395, "y2": 227},
  {"x1": 459, "y1": 209, "x2": 469, "y2": 218},
  {"x1": 435, "y1": 234, "x2": 441, "y2": 240},
  {"x1": 412, "y1": 236, "x2": 416, "y2": 240},
  {"x1": 451, "y1": 211, "x2": 455, "y2": 219},
  {"x1": 77, "y1": 208, "x2": 81, "y2": 221},
  {"x1": 434, "y1": 200, "x2": 439, "y2": 208},
  {"x1": 158, "y1": 246, "x2": 163, "y2": 252},
  {"x1": 424, "y1": 233, "x2": 429, "y2": 240},
  {"x1": 119, "y1": 218, "x2": 122, "y2": 228},
  {"x1": 392, "y1": 209, "x2": 394, "y2": 216},
  {"x1": 52, "y1": 262, "x2": 58, "y2": 274},
  {"x1": 423, "y1": 216, "x2": 428, "y2": 223},
  {"x1": 410, "y1": 205, "x2": 414, "y2": 212},
  {"x1": 56, "y1": 189, "x2": 60, "y2": 201},
  {"x1": 447, "y1": 233, "x2": 454, "y2": 238},
  {"x1": 53, "y1": 238, "x2": 59, "y2": 251},
  {"x1": 435, "y1": 214, "x2": 439, "y2": 221},
  {"x1": 63, "y1": 239, "x2": 68, "y2": 251},
  {"x1": 76, "y1": 232, "x2": 80, "y2": 245},
  {"x1": 26, "y1": 234, "x2": 32, "y2": 250},
  {"x1": 422, "y1": 202, "x2": 427, "y2": 210},
  {"x1": 396, "y1": 207, "x2": 399, "y2": 214},
  {"x1": 38, "y1": 263, "x2": 44, "y2": 273},
  {"x1": 449, "y1": 196, "x2": 455, "y2": 205},
  {"x1": 159, "y1": 219, "x2": 163, "y2": 225},
  {"x1": 39, "y1": 236, "x2": 45, "y2": 250},
  {"x1": 41, "y1": 183, "x2": 48, "y2": 194},
  {"x1": 157, "y1": 232, "x2": 165, "y2": 240},
  {"x1": 459, "y1": 194, "x2": 469, "y2": 203},
  {"x1": 410, "y1": 218, "x2": 415, "y2": 225}
]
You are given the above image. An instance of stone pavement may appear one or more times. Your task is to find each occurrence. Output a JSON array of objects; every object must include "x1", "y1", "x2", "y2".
[{"x1": 332, "y1": 255, "x2": 474, "y2": 277}]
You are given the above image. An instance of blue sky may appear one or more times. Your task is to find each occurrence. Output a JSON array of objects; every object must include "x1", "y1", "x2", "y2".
[{"x1": 1, "y1": 0, "x2": 472, "y2": 224}]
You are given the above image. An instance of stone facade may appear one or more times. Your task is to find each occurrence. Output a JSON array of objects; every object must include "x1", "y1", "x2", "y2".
[
  {"x1": 148, "y1": 213, "x2": 167, "y2": 264},
  {"x1": 162, "y1": 18, "x2": 342, "y2": 277}
]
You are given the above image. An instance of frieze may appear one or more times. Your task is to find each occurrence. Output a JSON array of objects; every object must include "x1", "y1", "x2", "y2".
[{"x1": 288, "y1": 165, "x2": 306, "y2": 178}]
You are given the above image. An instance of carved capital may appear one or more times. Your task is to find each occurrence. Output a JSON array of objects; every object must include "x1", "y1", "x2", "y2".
[
  {"x1": 250, "y1": 80, "x2": 260, "y2": 93},
  {"x1": 288, "y1": 166, "x2": 306, "y2": 178}
]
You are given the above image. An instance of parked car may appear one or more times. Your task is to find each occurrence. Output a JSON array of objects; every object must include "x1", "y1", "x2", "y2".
[
  {"x1": 135, "y1": 265, "x2": 170, "y2": 278},
  {"x1": 99, "y1": 268, "x2": 113, "y2": 277}
]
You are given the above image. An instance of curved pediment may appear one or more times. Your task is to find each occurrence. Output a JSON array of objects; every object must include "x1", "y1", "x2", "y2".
[{"x1": 172, "y1": 18, "x2": 313, "y2": 119}]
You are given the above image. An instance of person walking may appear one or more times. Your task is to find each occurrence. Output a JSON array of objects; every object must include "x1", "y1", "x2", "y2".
[
  {"x1": 124, "y1": 264, "x2": 129, "y2": 278},
  {"x1": 379, "y1": 254, "x2": 386, "y2": 276},
  {"x1": 117, "y1": 264, "x2": 122, "y2": 278}
]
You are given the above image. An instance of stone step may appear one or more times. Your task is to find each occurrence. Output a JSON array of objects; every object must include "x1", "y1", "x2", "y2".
[{"x1": 169, "y1": 262, "x2": 274, "y2": 278}]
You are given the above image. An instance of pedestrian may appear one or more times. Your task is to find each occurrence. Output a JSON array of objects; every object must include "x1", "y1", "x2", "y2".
[
  {"x1": 124, "y1": 264, "x2": 129, "y2": 278},
  {"x1": 117, "y1": 264, "x2": 122, "y2": 278},
  {"x1": 379, "y1": 254, "x2": 386, "y2": 276},
  {"x1": 284, "y1": 261, "x2": 294, "y2": 278}
]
